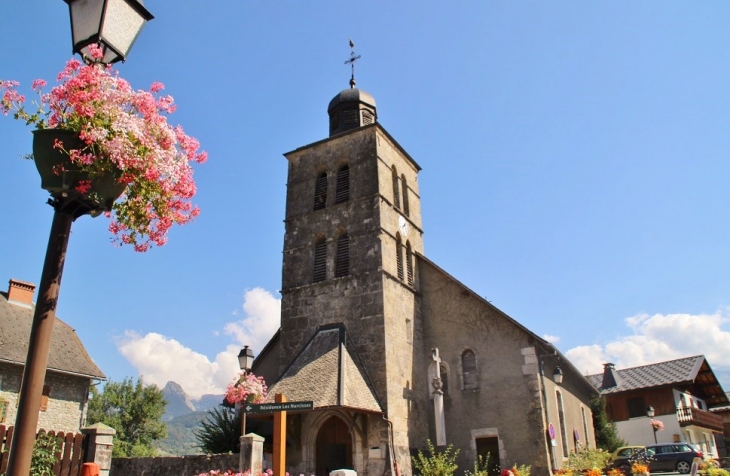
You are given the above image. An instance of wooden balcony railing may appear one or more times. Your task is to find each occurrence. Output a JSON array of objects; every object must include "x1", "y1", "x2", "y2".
[{"x1": 676, "y1": 406, "x2": 724, "y2": 432}]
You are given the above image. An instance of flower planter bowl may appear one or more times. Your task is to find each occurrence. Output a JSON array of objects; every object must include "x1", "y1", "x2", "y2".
[{"x1": 32, "y1": 129, "x2": 125, "y2": 218}]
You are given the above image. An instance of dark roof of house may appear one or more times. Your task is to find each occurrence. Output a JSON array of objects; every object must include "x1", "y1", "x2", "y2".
[
  {"x1": 586, "y1": 356, "x2": 729, "y2": 408},
  {"x1": 0, "y1": 292, "x2": 105, "y2": 379},
  {"x1": 265, "y1": 323, "x2": 382, "y2": 413}
]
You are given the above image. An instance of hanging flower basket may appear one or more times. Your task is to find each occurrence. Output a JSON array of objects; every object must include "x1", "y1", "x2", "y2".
[{"x1": 32, "y1": 129, "x2": 125, "y2": 218}]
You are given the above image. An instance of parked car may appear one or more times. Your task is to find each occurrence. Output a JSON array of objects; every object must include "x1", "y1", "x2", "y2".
[
  {"x1": 610, "y1": 446, "x2": 645, "y2": 464},
  {"x1": 611, "y1": 443, "x2": 702, "y2": 474}
]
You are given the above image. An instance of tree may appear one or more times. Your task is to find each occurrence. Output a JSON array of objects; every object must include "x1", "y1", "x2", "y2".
[
  {"x1": 86, "y1": 377, "x2": 167, "y2": 458},
  {"x1": 195, "y1": 405, "x2": 241, "y2": 454},
  {"x1": 590, "y1": 395, "x2": 626, "y2": 452}
]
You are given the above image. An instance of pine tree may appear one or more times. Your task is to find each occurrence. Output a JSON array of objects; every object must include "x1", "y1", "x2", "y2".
[{"x1": 590, "y1": 395, "x2": 626, "y2": 452}]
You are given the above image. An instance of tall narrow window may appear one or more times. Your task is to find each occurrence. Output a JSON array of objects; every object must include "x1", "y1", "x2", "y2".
[
  {"x1": 405, "y1": 241, "x2": 414, "y2": 285},
  {"x1": 462, "y1": 349, "x2": 478, "y2": 390},
  {"x1": 335, "y1": 234, "x2": 350, "y2": 278},
  {"x1": 392, "y1": 166, "x2": 400, "y2": 209},
  {"x1": 335, "y1": 165, "x2": 350, "y2": 204},
  {"x1": 396, "y1": 234, "x2": 404, "y2": 280},
  {"x1": 401, "y1": 174, "x2": 410, "y2": 216},
  {"x1": 557, "y1": 390, "x2": 569, "y2": 457},
  {"x1": 313, "y1": 172, "x2": 328, "y2": 210},
  {"x1": 313, "y1": 239, "x2": 327, "y2": 282}
]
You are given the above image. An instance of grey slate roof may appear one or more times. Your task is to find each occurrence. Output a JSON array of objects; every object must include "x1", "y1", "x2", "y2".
[
  {"x1": 586, "y1": 356, "x2": 729, "y2": 407},
  {"x1": 0, "y1": 292, "x2": 105, "y2": 379},
  {"x1": 265, "y1": 324, "x2": 382, "y2": 413}
]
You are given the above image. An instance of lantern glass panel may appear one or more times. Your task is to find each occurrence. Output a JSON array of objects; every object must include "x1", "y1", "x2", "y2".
[
  {"x1": 69, "y1": 0, "x2": 104, "y2": 48},
  {"x1": 101, "y1": 0, "x2": 147, "y2": 59}
]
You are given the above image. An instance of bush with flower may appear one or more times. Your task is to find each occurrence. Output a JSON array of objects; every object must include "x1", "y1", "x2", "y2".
[
  {"x1": 0, "y1": 44, "x2": 207, "y2": 252},
  {"x1": 650, "y1": 419, "x2": 664, "y2": 431},
  {"x1": 225, "y1": 372, "x2": 268, "y2": 406},
  {"x1": 631, "y1": 462, "x2": 649, "y2": 475}
]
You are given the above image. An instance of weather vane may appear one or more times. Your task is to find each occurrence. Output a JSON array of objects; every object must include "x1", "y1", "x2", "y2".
[{"x1": 344, "y1": 38, "x2": 361, "y2": 88}]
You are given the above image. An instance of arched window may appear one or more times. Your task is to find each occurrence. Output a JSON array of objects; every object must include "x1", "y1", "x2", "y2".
[
  {"x1": 313, "y1": 172, "x2": 328, "y2": 211},
  {"x1": 461, "y1": 349, "x2": 478, "y2": 390},
  {"x1": 335, "y1": 233, "x2": 350, "y2": 278},
  {"x1": 312, "y1": 238, "x2": 327, "y2": 282},
  {"x1": 335, "y1": 165, "x2": 350, "y2": 204},
  {"x1": 401, "y1": 174, "x2": 410, "y2": 216},
  {"x1": 396, "y1": 233, "x2": 404, "y2": 281},
  {"x1": 392, "y1": 166, "x2": 400, "y2": 209},
  {"x1": 405, "y1": 241, "x2": 414, "y2": 285},
  {"x1": 556, "y1": 390, "x2": 569, "y2": 457}
]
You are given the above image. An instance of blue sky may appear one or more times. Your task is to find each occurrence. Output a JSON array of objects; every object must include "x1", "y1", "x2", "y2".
[{"x1": 2, "y1": 2, "x2": 730, "y2": 399}]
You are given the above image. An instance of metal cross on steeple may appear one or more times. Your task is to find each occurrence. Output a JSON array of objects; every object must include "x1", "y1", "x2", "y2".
[{"x1": 344, "y1": 38, "x2": 361, "y2": 88}]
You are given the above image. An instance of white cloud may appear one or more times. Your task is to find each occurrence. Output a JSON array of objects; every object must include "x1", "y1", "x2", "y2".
[
  {"x1": 543, "y1": 334, "x2": 560, "y2": 344},
  {"x1": 565, "y1": 311, "x2": 730, "y2": 384},
  {"x1": 117, "y1": 288, "x2": 281, "y2": 399}
]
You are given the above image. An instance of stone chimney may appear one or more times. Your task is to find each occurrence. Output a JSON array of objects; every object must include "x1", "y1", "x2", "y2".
[
  {"x1": 601, "y1": 363, "x2": 622, "y2": 389},
  {"x1": 7, "y1": 279, "x2": 36, "y2": 305}
]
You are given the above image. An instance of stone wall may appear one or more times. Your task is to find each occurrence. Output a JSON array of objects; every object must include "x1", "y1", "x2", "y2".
[
  {"x1": 111, "y1": 454, "x2": 240, "y2": 476},
  {"x1": 0, "y1": 361, "x2": 91, "y2": 432}
]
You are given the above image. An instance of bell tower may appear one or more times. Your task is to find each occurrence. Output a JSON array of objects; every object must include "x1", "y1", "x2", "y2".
[{"x1": 278, "y1": 46, "x2": 428, "y2": 474}]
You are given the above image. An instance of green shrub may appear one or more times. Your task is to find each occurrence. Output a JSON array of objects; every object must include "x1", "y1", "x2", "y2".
[
  {"x1": 563, "y1": 448, "x2": 611, "y2": 472},
  {"x1": 412, "y1": 440, "x2": 460, "y2": 476},
  {"x1": 465, "y1": 454, "x2": 491, "y2": 476},
  {"x1": 30, "y1": 432, "x2": 61, "y2": 476}
]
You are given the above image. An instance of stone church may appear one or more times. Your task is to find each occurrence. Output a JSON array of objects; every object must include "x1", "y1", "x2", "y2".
[{"x1": 251, "y1": 78, "x2": 598, "y2": 476}]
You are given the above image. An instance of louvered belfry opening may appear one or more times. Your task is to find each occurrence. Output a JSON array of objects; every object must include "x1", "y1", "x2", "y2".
[
  {"x1": 401, "y1": 174, "x2": 410, "y2": 216},
  {"x1": 313, "y1": 172, "x2": 328, "y2": 211},
  {"x1": 406, "y1": 241, "x2": 414, "y2": 285},
  {"x1": 335, "y1": 234, "x2": 350, "y2": 278},
  {"x1": 313, "y1": 240, "x2": 327, "y2": 282},
  {"x1": 392, "y1": 166, "x2": 400, "y2": 209},
  {"x1": 396, "y1": 234, "x2": 404, "y2": 280},
  {"x1": 335, "y1": 165, "x2": 350, "y2": 204}
]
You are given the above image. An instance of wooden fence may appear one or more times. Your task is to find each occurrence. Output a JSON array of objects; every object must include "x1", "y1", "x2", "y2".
[{"x1": 0, "y1": 424, "x2": 87, "y2": 476}]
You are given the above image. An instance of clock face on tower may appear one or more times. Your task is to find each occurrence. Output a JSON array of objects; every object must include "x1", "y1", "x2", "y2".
[{"x1": 398, "y1": 215, "x2": 409, "y2": 237}]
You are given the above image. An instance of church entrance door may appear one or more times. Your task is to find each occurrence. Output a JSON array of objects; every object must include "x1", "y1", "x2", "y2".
[{"x1": 316, "y1": 416, "x2": 352, "y2": 476}]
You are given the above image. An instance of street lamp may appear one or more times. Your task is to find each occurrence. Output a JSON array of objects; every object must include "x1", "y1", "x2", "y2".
[
  {"x1": 647, "y1": 405, "x2": 658, "y2": 443},
  {"x1": 539, "y1": 351, "x2": 564, "y2": 472},
  {"x1": 64, "y1": 0, "x2": 154, "y2": 64},
  {"x1": 5, "y1": 3, "x2": 152, "y2": 475},
  {"x1": 239, "y1": 346, "x2": 255, "y2": 438}
]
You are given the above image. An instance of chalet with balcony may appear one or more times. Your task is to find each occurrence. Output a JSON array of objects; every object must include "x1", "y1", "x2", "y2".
[{"x1": 587, "y1": 356, "x2": 728, "y2": 458}]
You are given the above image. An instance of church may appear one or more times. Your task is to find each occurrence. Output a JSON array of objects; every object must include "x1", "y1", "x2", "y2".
[{"x1": 251, "y1": 67, "x2": 598, "y2": 476}]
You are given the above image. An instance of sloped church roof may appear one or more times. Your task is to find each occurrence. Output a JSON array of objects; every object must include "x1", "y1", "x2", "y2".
[{"x1": 264, "y1": 323, "x2": 382, "y2": 413}]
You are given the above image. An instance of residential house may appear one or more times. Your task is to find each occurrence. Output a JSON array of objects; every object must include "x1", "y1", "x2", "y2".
[
  {"x1": 587, "y1": 357, "x2": 728, "y2": 457},
  {"x1": 710, "y1": 392, "x2": 730, "y2": 457},
  {"x1": 0, "y1": 278, "x2": 105, "y2": 432}
]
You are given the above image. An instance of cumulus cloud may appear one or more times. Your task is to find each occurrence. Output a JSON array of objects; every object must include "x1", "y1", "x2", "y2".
[
  {"x1": 565, "y1": 311, "x2": 730, "y2": 385},
  {"x1": 117, "y1": 288, "x2": 281, "y2": 399},
  {"x1": 543, "y1": 334, "x2": 560, "y2": 344}
]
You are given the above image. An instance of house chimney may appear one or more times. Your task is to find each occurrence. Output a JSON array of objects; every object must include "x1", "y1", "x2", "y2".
[
  {"x1": 7, "y1": 279, "x2": 36, "y2": 305},
  {"x1": 601, "y1": 363, "x2": 622, "y2": 389}
]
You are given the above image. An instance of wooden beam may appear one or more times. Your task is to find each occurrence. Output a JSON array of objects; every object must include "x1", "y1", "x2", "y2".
[{"x1": 273, "y1": 394, "x2": 287, "y2": 476}]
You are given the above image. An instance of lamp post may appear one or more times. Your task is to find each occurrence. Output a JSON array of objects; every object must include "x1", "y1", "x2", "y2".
[
  {"x1": 238, "y1": 345, "x2": 255, "y2": 438},
  {"x1": 539, "y1": 350, "x2": 564, "y2": 473},
  {"x1": 647, "y1": 405, "x2": 658, "y2": 443},
  {"x1": 5, "y1": 3, "x2": 152, "y2": 475}
]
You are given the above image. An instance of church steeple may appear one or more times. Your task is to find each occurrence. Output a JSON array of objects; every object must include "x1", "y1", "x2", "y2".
[{"x1": 327, "y1": 40, "x2": 377, "y2": 137}]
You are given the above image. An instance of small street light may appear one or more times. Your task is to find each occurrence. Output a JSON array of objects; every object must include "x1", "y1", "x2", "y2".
[
  {"x1": 647, "y1": 405, "x2": 658, "y2": 443},
  {"x1": 552, "y1": 366, "x2": 564, "y2": 385},
  {"x1": 64, "y1": 0, "x2": 154, "y2": 64},
  {"x1": 5, "y1": 3, "x2": 152, "y2": 474},
  {"x1": 239, "y1": 346, "x2": 255, "y2": 438}
]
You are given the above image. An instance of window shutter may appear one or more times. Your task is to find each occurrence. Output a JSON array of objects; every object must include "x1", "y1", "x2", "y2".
[
  {"x1": 313, "y1": 173, "x2": 328, "y2": 211},
  {"x1": 335, "y1": 166, "x2": 350, "y2": 204},
  {"x1": 40, "y1": 385, "x2": 50, "y2": 411},
  {"x1": 392, "y1": 167, "x2": 400, "y2": 209},
  {"x1": 313, "y1": 241, "x2": 327, "y2": 282},
  {"x1": 401, "y1": 174, "x2": 410, "y2": 216},
  {"x1": 406, "y1": 242, "x2": 414, "y2": 285},
  {"x1": 396, "y1": 235, "x2": 404, "y2": 280},
  {"x1": 335, "y1": 234, "x2": 350, "y2": 278}
]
